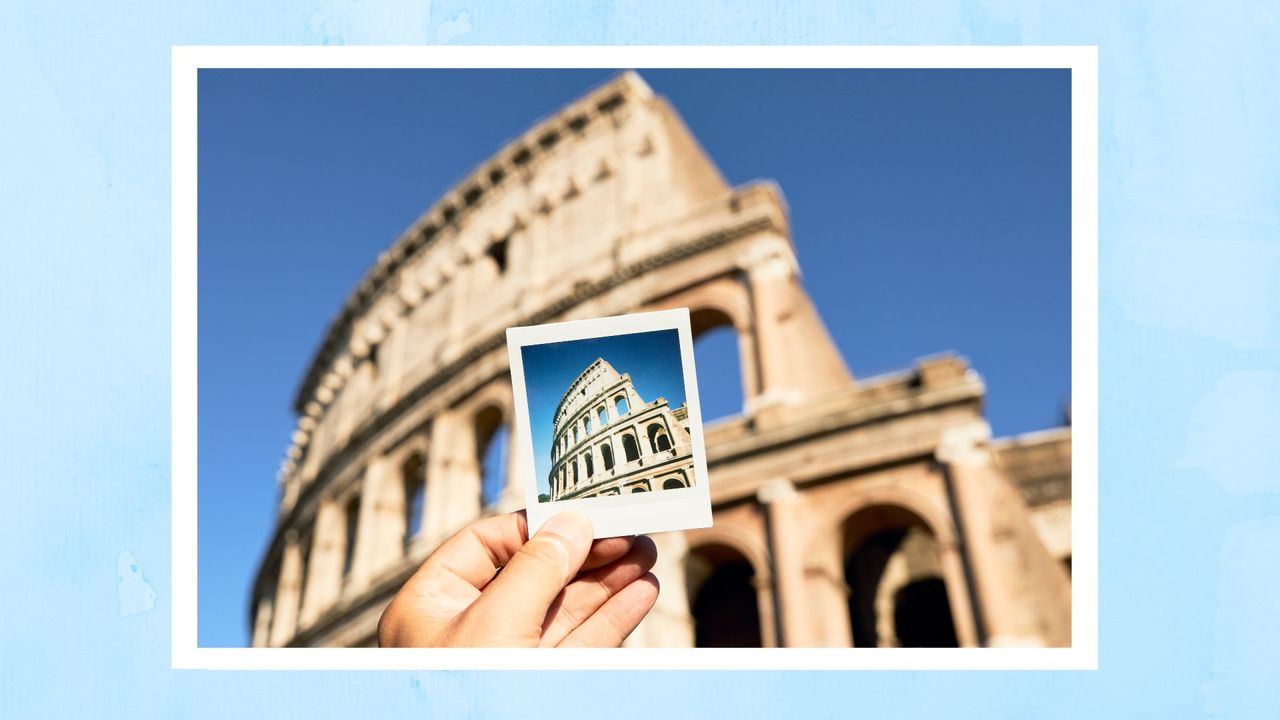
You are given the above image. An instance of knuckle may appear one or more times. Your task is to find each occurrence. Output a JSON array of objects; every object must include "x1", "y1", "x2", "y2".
[{"x1": 517, "y1": 537, "x2": 569, "y2": 570}]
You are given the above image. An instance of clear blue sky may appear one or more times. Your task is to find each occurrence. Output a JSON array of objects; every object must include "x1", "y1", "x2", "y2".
[
  {"x1": 198, "y1": 68, "x2": 1070, "y2": 647},
  {"x1": 521, "y1": 330, "x2": 686, "y2": 496}
]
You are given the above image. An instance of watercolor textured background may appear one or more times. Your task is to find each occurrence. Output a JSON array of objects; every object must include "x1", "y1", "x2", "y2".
[{"x1": 2, "y1": 1, "x2": 1279, "y2": 717}]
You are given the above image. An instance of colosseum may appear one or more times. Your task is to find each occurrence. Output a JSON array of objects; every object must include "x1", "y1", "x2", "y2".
[
  {"x1": 548, "y1": 357, "x2": 694, "y2": 501},
  {"x1": 251, "y1": 71, "x2": 1072, "y2": 649}
]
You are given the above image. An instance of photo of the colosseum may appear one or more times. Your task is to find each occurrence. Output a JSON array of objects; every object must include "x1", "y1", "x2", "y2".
[
  {"x1": 520, "y1": 329, "x2": 696, "y2": 503},
  {"x1": 230, "y1": 69, "x2": 1073, "y2": 650}
]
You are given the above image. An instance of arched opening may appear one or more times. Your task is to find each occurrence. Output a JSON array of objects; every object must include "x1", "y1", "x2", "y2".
[
  {"x1": 647, "y1": 423, "x2": 672, "y2": 453},
  {"x1": 572, "y1": 459, "x2": 579, "y2": 486},
  {"x1": 600, "y1": 443, "x2": 614, "y2": 471},
  {"x1": 584, "y1": 452, "x2": 595, "y2": 478},
  {"x1": 475, "y1": 405, "x2": 509, "y2": 508},
  {"x1": 401, "y1": 453, "x2": 426, "y2": 548},
  {"x1": 842, "y1": 505, "x2": 958, "y2": 648},
  {"x1": 686, "y1": 544, "x2": 762, "y2": 648},
  {"x1": 621, "y1": 433, "x2": 640, "y2": 462},
  {"x1": 662, "y1": 476, "x2": 684, "y2": 490},
  {"x1": 630, "y1": 485, "x2": 647, "y2": 493},
  {"x1": 584, "y1": 416, "x2": 592, "y2": 434},
  {"x1": 691, "y1": 308, "x2": 745, "y2": 422},
  {"x1": 615, "y1": 395, "x2": 630, "y2": 416},
  {"x1": 597, "y1": 406, "x2": 608, "y2": 426}
]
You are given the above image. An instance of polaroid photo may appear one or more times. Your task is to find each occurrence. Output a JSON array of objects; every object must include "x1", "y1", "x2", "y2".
[{"x1": 507, "y1": 308, "x2": 713, "y2": 539}]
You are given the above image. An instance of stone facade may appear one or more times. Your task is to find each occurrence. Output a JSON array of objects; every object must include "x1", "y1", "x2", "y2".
[
  {"x1": 548, "y1": 358, "x2": 694, "y2": 501},
  {"x1": 250, "y1": 71, "x2": 1072, "y2": 649}
]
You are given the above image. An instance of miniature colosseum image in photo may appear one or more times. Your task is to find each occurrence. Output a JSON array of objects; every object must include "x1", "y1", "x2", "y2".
[{"x1": 545, "y1": 355, "x2": 694, "y2": 502}]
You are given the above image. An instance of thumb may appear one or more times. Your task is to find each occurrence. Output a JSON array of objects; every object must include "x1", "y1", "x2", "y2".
[{"x1": 464, "y1": 511, "x2": 595, "y2": 641}]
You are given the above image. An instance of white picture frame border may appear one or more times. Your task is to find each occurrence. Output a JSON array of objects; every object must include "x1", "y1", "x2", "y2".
[
  {"x1": 507, "y1": 309, "x2": 714, "y2": 539},
  {"x1": 172, "y1": 45, "x2": 1098, "y2": 671}
]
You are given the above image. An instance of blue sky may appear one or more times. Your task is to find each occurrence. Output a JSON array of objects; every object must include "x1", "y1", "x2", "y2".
[
  {"x1": 521, "y1": 330, "x2": 686, "y2": 497},
  {"x1": 198, "y1": 68, "x2": 1069, "y2": 647}
]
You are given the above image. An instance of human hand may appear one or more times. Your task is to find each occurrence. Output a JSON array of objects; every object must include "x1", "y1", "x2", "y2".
[{"x1": 378, "y1": 510, "x2": 659, "y2": 647}]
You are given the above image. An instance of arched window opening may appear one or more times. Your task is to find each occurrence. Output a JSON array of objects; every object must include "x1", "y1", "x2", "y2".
[
  {"x1": 584, "y1": 416, "x2": 592, "y2": 434},
  {"x1": 622, "y1": 434, "x2": 640, "y2": 462},
  {"x1": 615, "y1": 395, "x2": 630, "y2": 416},
  {"x1": 573, "y1": 426, "x2": 579, "y2": 443},
  {"x1": 663, "y1": 477, "x2": 684, "y2": 490},
  {"x1": 843, "y1": 506, "x2": 958, "y2": 648},
  {"x1": 601, "y1": 443, "x2": 614, "y2": 471},
  {"x1": 475, "y1": 406, "x2": 509, "y2": 508},
  {"x1": 686, "y1": 544, "x2": 762, "y2": 648},
  {"x1": 585, "y1": 453, "x2": 595, "y2": 478},
  {"x1": 572, "y1": 459, "x2": 580, "y2": 486},
  {"x1": 691, "y1": 308, "x2": 746, "y2": 422},
  {"x1": 597, "y1": 406, "x2": 608, "y2": 426},
  {"x1": 342, "y1": 496, "x2": 360, "y2": 578},
  {"x1": 630, "y1": 483, "x2": 648, "y2": 493},
  {"x1": 401, "y1": 453, "x2": 426, "y2": 548},
  {"x1": 647, "y1": 423, "x2": 671, "y2": 454}
]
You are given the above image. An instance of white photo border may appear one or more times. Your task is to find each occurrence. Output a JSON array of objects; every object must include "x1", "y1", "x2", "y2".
[
  {"x1": 173, "y1": 45, "x2": 1098, "y2": 670},
  {"x1": 507, "y1": 309, "x2": 714, "y2": 539}
]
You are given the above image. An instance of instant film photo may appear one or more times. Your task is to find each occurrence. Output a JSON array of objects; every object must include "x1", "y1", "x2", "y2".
[{"x1": 507, "y1": 309, "x2": 713, "y2": 538}]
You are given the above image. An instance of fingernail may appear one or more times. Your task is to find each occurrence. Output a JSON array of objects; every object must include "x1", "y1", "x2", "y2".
[{"x1": 539, "y1": 510, "x2": 594, "y2": 549}]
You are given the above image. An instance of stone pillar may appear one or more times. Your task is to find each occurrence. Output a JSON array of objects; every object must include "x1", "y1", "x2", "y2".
[
  {"x1": 757, "y1": 479, "x2": 814, "y2": 647},
  {"x1": 425, "y1": 410, "x2": 479, "y2": 547},
  {"x1": 499, "y1": 422, "x2": 529, "y2": 512},
  {"x1": 624, "y1": 531, "x2": 695, "y2": 647},
  {"x1": 937, "y1": 534, "x2": 980, "y2": 648},
  {"x1": 348, "y1": 455, "x2": 406, "y2": 594},
  {"x1": 743, "y1": 240, "x2": 851, "y2": 413},
  {"x1": 299, "y1": 500, "x2": 345, "y2": 627},
  {"x1": 609, "y1": 433, "x2": 622, "y2": 473},
  {"x1": 268, "y1": 532, "x2": 303, "y2": 647},
  {"x1": 802, "y1": 527, "x2": 854, "y2": 647},
  {"x1": 938, "y1": 425, "x2": 1072, "y2": 648},
  {"x1": 441, "y1": 256, "x2": 471, "y2": 364},
  {"x1": 752, "y1": 573, "x2": 780, "y2": 648},
  {"x1": 378, "y1": 315, "x2": 408, "y2": 410},
  {"x1": 251, "y1": 596, "x2": 274, "y2": 648}
]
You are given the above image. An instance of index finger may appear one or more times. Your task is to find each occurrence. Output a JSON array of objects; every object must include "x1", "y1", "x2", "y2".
[{"x1": 402, "y1": 511, "x2": 635, "y2": 595}]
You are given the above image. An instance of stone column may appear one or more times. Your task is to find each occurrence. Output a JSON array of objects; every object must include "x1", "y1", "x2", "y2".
[
  {"x1": 425, "y1": 410, "x2": 479, "y2": 547},
  {"x1": 379, "y1": 315, "x2": 409, "y2": 410},
  {"x1": 609, "y1": 433, "x2": 622, "y2": 473},
  {"x1": 251, "y1": 596, "x2": 274, "y2": 648},
  {"x1": 938, "y1": 425, "x2": 1072, "y2": 648},
  {"x1": 499, "y1": 422, "x2": 529, "y2": 512},
  {"x1": 757, "y1": 479, "x2": 814, "y2": 647},
  {"x1": 440, "y1": 256, "x2": 471, "y2": 365},
  {"x1": 623, "y1": 531, "x2": 695, "y2": 647},
  {"x1": 802, "y1": 527, "x2": 854, "y2": 646},
  {"x1": 752, "y1": 573, "x2": 780, "y2": 648},
  {"x1": 348, "y1": 455, "x2": 405, "y2": 595},
  {"x1": 743, "y1": 240, "x2": 851, "y2": 414},
  {"x1": 268, "y1": 532, "x2": 303, "y2": 647},
  {"x1": 299, "y1": 500, "x2": 345, "y2": 627}
]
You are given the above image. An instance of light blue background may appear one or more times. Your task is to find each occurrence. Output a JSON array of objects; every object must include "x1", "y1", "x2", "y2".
[{"x1": 3, "y1": 2, "x2": 1279, "y2": 717}]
